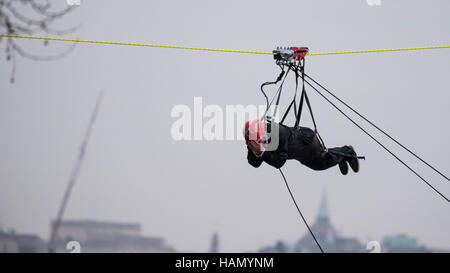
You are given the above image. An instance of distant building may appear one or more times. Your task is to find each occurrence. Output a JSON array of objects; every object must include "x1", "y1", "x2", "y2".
[
  {"x1": 0, "y1": 230, "x2": 46, "y2": 253},
  {"x1": 0, "y1": 231, "x2": 19, "y2": 253},
  {"x1": 381, "y1": 234, "x2": 436, "y2": 253},
  {"x1": 14, "y1": 233, "x2": 47, "y2": 253},
  {"x1": 293, "y1": 192, "x2": 365, "y2": 253},
  {"x1": 51, "y1": 220, "x2": 175, "y2": 253},
  {"x1": 259, "y1": 241, "x2": 288, "y2": 253},
  {"x1": 210, "y1": 233, "x2": 219, "y2": 253},
  {"x1": 259, "y1": 193, "x2": 449, "y2": 253},
  {"x1": 259, "y1": 193, "x2": 365, "y2": 253}
]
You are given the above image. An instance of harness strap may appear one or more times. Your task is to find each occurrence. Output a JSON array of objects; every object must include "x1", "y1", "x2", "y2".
[
  {"x1": 303, "y1": 90, "x2": 326, "y2": 148},
  {"x1": 280, "y1": 67, "x2": 299, "y2": 125},
  {"x1": 294, "y1": 63, "x2": 327, "y2": 149},
  {"x1": 294, "y1": 66, "x2": 307, "y2": 128},
  {"x1": 261, "y1": 58, "x2": 327, "y2": 149}
]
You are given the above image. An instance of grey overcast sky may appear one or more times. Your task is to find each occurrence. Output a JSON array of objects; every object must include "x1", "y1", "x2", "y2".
[{"x1": 1, "y1": 0, "x2": 450, "y2": 252}]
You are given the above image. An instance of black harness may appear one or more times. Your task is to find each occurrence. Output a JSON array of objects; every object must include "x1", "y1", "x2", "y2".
[
  {"x1": 261, "y1": 47, "x2": 364, "y2": 159},
  {"x1": 261, "y1": 47, "x2": 326, "y2": 149}
]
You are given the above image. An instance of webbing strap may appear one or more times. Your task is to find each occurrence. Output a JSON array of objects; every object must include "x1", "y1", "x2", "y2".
[
  {"x1": 294, "y1": 67, "x2": 307, "y2": 128},
  {"x1": 262, "y1": 61, "x2": 327, "y2": 149},
  {"x1": 294, "y1": 65, "x2": 326, "y2": 148},
  {"x1": 280, "y1": 67, "x2": 299, "y2": 124}
]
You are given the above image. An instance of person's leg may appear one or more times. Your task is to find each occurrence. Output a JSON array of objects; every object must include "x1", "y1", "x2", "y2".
[
  {"x1": 292, "y1": 127, "x2": 359, "y2": 173},
  {"x1": 298, "y1": 137, "x2": 345, "y2": 171},
  {"x1": 303, "y1": 143, "x2": 357, "y2": 174},
  {"x1": 315, "y1": 147, "x2": 346, "y2": 170}
]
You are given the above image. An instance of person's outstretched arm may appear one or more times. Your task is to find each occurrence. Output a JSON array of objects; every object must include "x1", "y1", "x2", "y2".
[
  {"x1": 247, "y1": 147, "x2": 263, "y2": 168},
  {"x1": 261, "y1": 139, "x2": 288, "y2": 169},
  {"x1": 246, "y1": 123, "x2": 290, "y2": 169}
]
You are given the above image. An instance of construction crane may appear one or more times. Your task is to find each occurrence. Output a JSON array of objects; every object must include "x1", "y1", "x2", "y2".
[{"x1": 48, "y1": 92, "x2": 103, "y2": 252}]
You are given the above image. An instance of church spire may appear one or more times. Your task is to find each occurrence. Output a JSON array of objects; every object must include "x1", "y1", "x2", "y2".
[{"x1": 317, "y1": 191, "x2": 330, "y2": 223}]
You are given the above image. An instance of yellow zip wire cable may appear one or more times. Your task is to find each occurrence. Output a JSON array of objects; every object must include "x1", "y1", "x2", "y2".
[
  {"x1": 0, "y1": 34, "x2": 273, "y2": 55},
  {"x1": 1, "y1": 34, "x2": 450, "y2": 56}
]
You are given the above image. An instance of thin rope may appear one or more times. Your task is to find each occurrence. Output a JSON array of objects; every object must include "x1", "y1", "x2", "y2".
[
  {"x1": 262, "y1": 66, "x2": 291, "y2": 119},
  {"x1": 304, "y1": 73, "x2": 450, "y2": 183},
  {"x1": 279, "y1": 168, "x2": 324, "y2": 253},
  {"x1": 303, "y1": 79, "x2": 450, "y2": 203}
]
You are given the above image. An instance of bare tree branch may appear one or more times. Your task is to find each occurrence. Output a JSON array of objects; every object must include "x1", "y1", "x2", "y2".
[
  {"x1": 0, "y1": 0, "x2": 79, "y2": 83},
  {"x1": 10, "y1": 37, "x2": 76, "y2": 60}
]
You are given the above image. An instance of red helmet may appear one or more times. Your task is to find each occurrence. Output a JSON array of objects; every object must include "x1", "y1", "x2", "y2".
[{"x1": 244, "y1": 119, "x2": 266, "y2": 143}]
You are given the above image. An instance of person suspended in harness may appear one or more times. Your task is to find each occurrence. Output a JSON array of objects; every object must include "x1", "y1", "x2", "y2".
[
  {"x1": 246, "y1": 46, "x2": 364, "y2": 174},
  {"x1": 244, "y1": 119, "x2": 360, "y2": 175}
]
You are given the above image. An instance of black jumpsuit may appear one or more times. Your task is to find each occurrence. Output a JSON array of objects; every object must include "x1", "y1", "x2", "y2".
[{"x1": 247, "y1": 123, "x2": 355, "y2": 170}]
